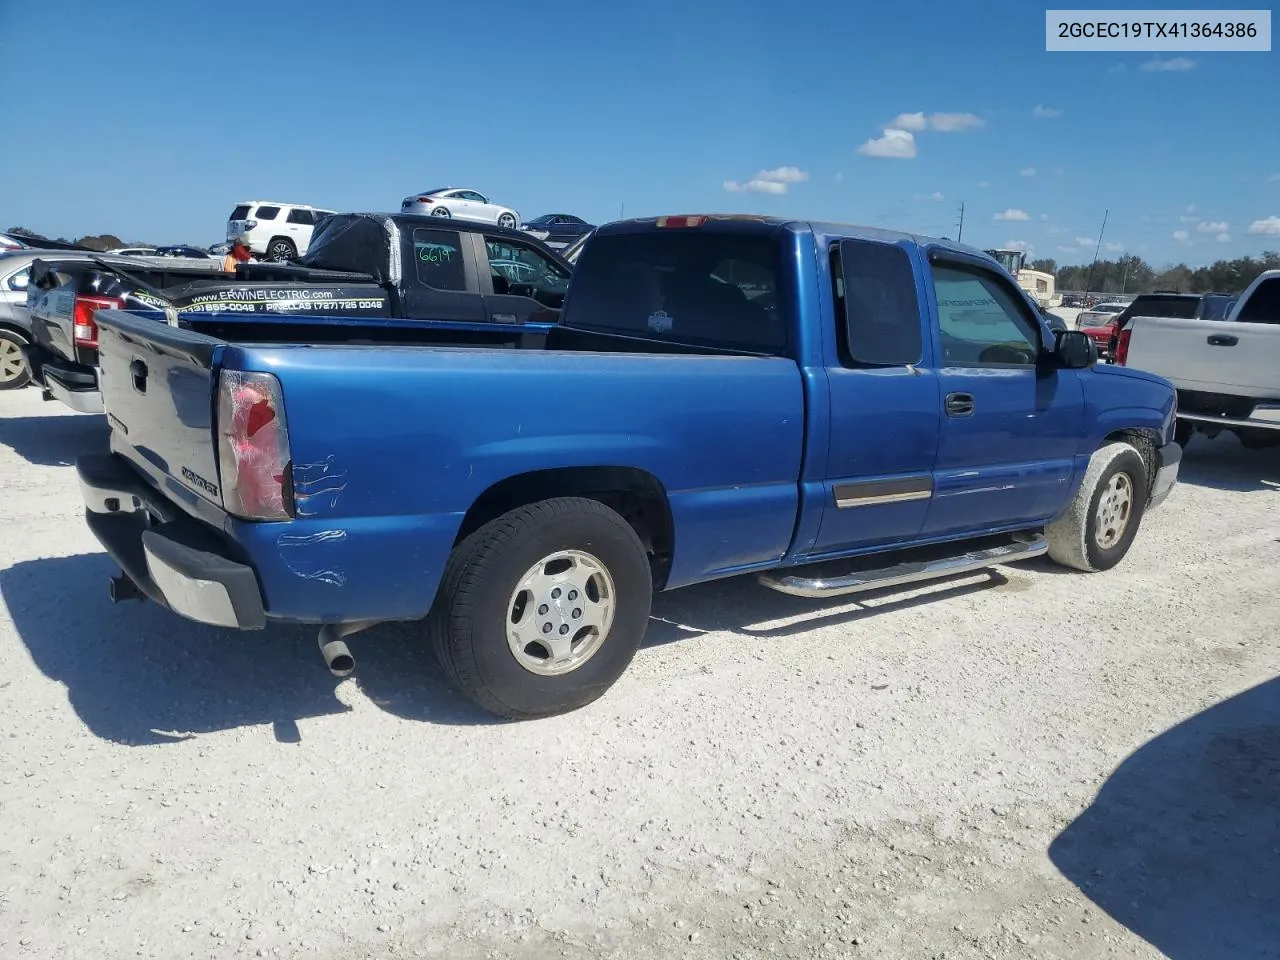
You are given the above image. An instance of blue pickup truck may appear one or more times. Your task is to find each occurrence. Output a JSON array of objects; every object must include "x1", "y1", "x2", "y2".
[{"x1": 76, "y1": 214, "x2": 1180, "y2": 719}]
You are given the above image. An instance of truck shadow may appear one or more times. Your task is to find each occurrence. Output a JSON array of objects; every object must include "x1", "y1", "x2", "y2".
[
  {"x1": 0, "y1": 412, "x2": 109, "y2": 467},
  {"x1": 1178, "y1": 433, "x2": 1280, "y2": 493},
  {"x1": 644, "y1": 568, "x2": 1007, "y2": 646},
  {"x1": 0, "y1": 552, "x2": 494, "y2": 745},
  {"x1": 1049, "y1": 677, "x2": 1280, "y2": 959},
  {"x1": 2, "y1": 554, "x2": 1006, "y2": 742}
]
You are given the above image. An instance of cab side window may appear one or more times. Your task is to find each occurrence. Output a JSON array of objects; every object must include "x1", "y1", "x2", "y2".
[
  {"x1": 834, "y1": 239, "x2": 922, "y2": 366},
  {"x1": 930, "y1": 263, "x2": 1040, "y2": 366},
  {"x1": 484, "y1": 237, "x2": 568, "y2": 304},
  {"x1": 411, "y1": 228, "x2": 466, "y2": 291}
]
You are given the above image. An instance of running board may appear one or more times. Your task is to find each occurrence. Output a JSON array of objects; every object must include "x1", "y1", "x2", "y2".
[{"x1": 757, "y1": 533, "x2": 1048, "y2": 599}]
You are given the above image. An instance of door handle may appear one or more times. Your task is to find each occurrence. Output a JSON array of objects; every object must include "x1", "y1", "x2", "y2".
[
  {"x1": 945, "y1": 392, "x2": 975, "y2": 417},
  {"x1": 1207, "y1": 334, "x2": 1238, "y2": 347}
]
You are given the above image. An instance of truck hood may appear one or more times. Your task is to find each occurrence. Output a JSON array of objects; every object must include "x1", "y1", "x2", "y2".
[{"x1": 1090, "y1": 362, "x2": 1173, "y2": 390}]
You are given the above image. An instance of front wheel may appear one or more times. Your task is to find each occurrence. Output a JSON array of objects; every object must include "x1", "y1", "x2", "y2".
[
  {"x1": 428, "y1": 497, "x2": 653, "y2": 719},
  {"x1": 497, "y1": 212, "x2": 517, "y2": 229},
  {"x1": 1047, "y1": 442, "x2": 1149, "y2": 572},
  {"x1": 0, "y1": 331, "x2": 32, "y2": 390}
]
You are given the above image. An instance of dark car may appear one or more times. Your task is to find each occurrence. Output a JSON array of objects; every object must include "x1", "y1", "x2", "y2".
[
  {"x1": 521, "y1": 214, "x2": 595, "y2": 248},
  {"x1": 561, "y1": 228, "x2": 595, "y2": 267},
  {"x1": 1040, "y1": 307, "x2": 1068, "y2": 333}
]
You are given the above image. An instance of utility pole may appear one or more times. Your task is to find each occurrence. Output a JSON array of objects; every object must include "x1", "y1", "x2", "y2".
[
  {"x1": 956, "y1": 201, "x2": 965, "y2": 243},
  {"x1": 620, "y1": 202, "x2": 625, "y2": 221},
  {"x1": 1083, "y1": 208, "x2": 1109, "y2": 301}
]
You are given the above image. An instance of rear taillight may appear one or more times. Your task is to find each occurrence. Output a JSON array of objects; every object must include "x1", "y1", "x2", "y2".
[
  {"x1": 416, "y1": 196, "x2": 434, "y2": 204},
  {"x1": 73, "y1": 295, "x2": 124, "y2": 348},
  {"x1": 1115, "y1": 328, "x2": 1132, "y2": 365},
  {"x1": 216, "y1": 370, "x2": 293, "y2": 520}
]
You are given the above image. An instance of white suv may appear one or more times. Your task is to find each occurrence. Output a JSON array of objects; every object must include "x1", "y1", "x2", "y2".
[{"x1": 227, "y1": 201, "x2": 336, "y2": 262}]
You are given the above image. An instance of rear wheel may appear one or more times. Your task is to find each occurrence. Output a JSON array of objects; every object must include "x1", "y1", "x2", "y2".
[
  {"x1": 428, "y1": 497, "x2": 653, "y2": 720},
  {"x1": 266, "y1": 237, "x2": 297, "y2": 262},
  {"x1": 0, "y1": 331, "x2": 31, "y2": 390},
  {"x1": 1047, "y1": 442, "x2": 1149, "y2": 572},
  {"x1": 431, "y1": 206, "x2": 452, "y2": 218}
]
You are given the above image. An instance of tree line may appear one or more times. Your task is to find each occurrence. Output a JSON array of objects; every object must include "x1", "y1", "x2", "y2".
[
  {"x1": 7, "y1": 226, "x2": 146, "y2": 251},
  {"x1": 1029, "y1": 252, "x2": 1280, "y2": 295}
]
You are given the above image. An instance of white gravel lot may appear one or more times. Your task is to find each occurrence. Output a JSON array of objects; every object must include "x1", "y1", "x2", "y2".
[{"x1": 1, "y1": 386, "x2": 1278, "y2": 960}]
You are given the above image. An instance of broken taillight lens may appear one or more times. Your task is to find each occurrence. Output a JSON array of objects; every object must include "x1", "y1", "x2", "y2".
[{"x1": 216, "y1": 370, "x2": 293, "y2": 520}]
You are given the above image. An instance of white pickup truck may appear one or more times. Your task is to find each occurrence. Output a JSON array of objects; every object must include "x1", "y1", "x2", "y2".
[{"x1": 1117, "y1": 270, "x2": 1280, "y2": 448}]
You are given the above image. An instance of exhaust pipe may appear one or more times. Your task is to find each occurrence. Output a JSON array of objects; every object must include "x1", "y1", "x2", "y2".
[{"x1": 316, "y1": 621, "x2": 377, "y2": 678}]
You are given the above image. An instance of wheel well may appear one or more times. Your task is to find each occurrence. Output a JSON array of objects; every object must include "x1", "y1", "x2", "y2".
[
  {"x1": 269, "y1": 235, "x2": 296, "y2": 250},
  {"x1": 0, "y1": 322, "x2": 31, "y2": 343},
  {"x1": 456, "y1": 467, "x2": 675, "y2": 588},
  {"x1": 1104, "y1": 428, "x2": 1159, "y2": 497}
]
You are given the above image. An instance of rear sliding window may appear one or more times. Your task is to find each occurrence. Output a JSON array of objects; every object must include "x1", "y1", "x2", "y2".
[
  {"x1": 1131, "y1": 296, "x2": 1199, "y2": 319},
  {"x1": 562, "y1": 230, "x2": 786, "y2": 353},
  {"x1": 1236, "y1": 278, "x2": 1280, "y2": 323},
  {"x1": 834, "y1": 239, "x2": 921, "y2": 365},
  {"x1": 229, "y1": 205, "x2": 251, "y2": 221}
]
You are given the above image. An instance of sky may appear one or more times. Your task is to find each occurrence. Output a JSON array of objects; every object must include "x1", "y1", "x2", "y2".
[{"x1": 1, "y1": 0, "x2": 1277, "y2": 266}]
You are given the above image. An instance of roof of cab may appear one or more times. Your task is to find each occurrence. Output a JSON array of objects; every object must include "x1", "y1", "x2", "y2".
[{"x1": 595, "y1": 214, "x2": 994, "y2": 262}]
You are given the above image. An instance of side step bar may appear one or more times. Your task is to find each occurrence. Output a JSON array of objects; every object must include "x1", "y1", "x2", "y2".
[{"x1": 757, "y1": 533, "x2": 1048, "y2": 599}]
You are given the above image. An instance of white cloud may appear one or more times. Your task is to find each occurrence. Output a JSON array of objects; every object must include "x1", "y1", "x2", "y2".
[
  {"x1": 1248, "y1": 215, "x2": 1280, "y2": 235},
  {"x1": 889, "y1": 112, "x2": 928, "y2": 132},
  {"x1": 1179, "y1": 214, "x2": 1198, "y2": 223},
  {"x1": 1076, "y1": 237, "x2": 1094, "y2": 246},
  {"x1": 1172, "y1": 229, "x2": 1190, "y2": 241},
  {"x1": 1039, "y1": 213, "x2": 1050, "y2": 221},
  {"x1": 976, "y1": 180, "x2": 990, "y2": 189},
  {"x1": 914, "y1": 191, "x2": 945, "y2": 202},
  {"x1": 835, "y1": 172, "x2": 844, "y2": 183},
  {"x1": 1104, "y1": 242, "x2": 1124, "y2": 252},
  {"x1": 857, "y1": 128, "x2": 917, "y2": 159},
  {"x1": 1005, "y1": 239, "x2": 1034, "y2": 253},
  {"x1": 1032, "y1": 105, "x2": 1062, "y2": 119},
  {"x1": 930, "y1": 112, "x2": 984, "y2": 132},
  {"x1": 1196, "y1": 220, "x2": 1228, "y2": 234},
  {"x1": 723, "y1": 179, "x2": 788, "y2": 195},
  {"x1": 994, "y1": 208, "x2": 1030, "y2": 221},
  {"x1": 723, "y1": 165, "x2": 809, "y2": 194},
  {"x1": 1020, "y1": 167, "x2": 1037, "y2": 178},
  {"x1": 755, "y1": 166, "x2": 809, "y2": 184},
  {"x1": 1216, "y1": 233, "x2": 1231, "y2": 242},
  {"x1": 1141, "y1": 57, "x2": 1196, "y2": 72},
  {"x1": 1057, "y1": 245, "x2": 1080, "y2": 253},
  {"x1": 1186, "y1": 204, "x2": 1197, "y2": 213}
]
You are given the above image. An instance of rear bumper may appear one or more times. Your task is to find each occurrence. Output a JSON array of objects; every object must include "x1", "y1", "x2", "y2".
[
  {"x1": 77, "y1": 453, "x2": 266, "y2": 629},
  {"x1": 23, "y1": 343, "x2": 102, "y2": 413},
  {"x1": 1149, "y1": 441, "x2": 1181, "y2": 510}
]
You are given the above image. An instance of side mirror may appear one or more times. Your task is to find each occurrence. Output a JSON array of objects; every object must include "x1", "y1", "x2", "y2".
[{"x1": 1054, "y1": 330, "x2": 1096, "y2": 369}]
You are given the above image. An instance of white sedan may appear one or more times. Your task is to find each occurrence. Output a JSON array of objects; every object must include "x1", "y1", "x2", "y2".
[
  {"x1": 400, "y1": 188, "x2": 520, "y2": 230},
  {"x1": 1077, "y1": 301, "x2": 1128, "y2": 328}
]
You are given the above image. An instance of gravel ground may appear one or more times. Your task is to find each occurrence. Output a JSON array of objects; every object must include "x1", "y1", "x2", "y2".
[{"x1": 1, "y1": 387, "x2": 1278, "y2": 960}]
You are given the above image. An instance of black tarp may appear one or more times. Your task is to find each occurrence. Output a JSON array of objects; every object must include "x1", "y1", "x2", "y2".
[{"x1": 296, "y1": 213, "x2": 395, "y2": 283}]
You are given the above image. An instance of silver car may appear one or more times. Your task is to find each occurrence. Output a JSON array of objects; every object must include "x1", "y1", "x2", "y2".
[
  {"x1": 400, "y1": 187, "x2": 520, "y2": 230},
  {"x1": 0, "y1": 250, "x2": 57, "y2": 389}
]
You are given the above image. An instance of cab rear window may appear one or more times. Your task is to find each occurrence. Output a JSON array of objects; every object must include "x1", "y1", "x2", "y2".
[{"x1": 562, "y1": 231, "x2": 787, "y2": 354}]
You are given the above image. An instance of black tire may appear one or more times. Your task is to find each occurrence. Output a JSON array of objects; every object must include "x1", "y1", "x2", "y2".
[
  {"x1": 266, "y1": 237, "x2": 297, "y2": 262},
  {"x1": 428, "y1": 497, "x2": 653, "y2": 720},
  {"x1": 1047, "y1": 442, "x2": 1149, "y2": 572},
  {"x1": 0, "y1": 330, "x2": 32, "y2": 390},
  {"x1": 1174, "y1": 419, "x2": 1194, "y2": 448},
  {"x1": 497, "y1": 212, "x2": 517, "y2": 229},
  {"x1": 431, "y1": 206, "x2": 451, "y2": 218}
]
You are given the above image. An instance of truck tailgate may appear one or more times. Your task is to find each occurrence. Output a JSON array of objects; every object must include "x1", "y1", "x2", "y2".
[
  {"x1": 1127, "y1": 316, "x2": 1280, "y2": 398},
  {"x1": 97, "y1": 310, "x2": 224, "y2": 510}
]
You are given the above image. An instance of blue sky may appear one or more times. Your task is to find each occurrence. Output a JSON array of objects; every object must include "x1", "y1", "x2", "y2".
[{"x1": 1, "y1": 0, "x2": 1277, "y2": 265}]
